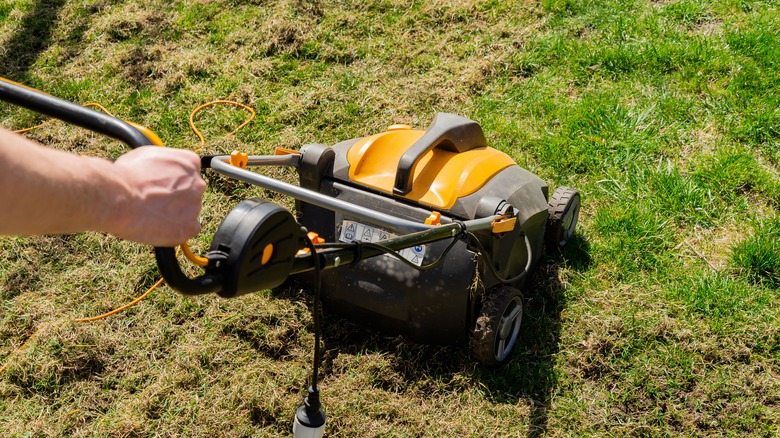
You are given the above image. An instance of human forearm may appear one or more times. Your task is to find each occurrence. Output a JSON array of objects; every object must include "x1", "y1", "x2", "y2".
[
  {"x1": 0, "y1": 128, "x2": 205, "y2": 245},
  {"x1": 0, "y1": 128, "x2": 125, "y2": 235}
]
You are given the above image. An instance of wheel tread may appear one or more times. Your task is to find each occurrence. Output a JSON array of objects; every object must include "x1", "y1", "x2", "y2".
[
  {"x1": 546, "y1": 186, "x2": 580, "y2": 249},
  {"x1": 470, "y1": 286, "x2": 523, "y2": 366}
]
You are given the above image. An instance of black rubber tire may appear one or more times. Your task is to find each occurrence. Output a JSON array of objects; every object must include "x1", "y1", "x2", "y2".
[
  {"x1": 546, "y1": 186, "x2": 580, "y2": 250},
  {"x1": 470, "y1": 286, "x2": 524, "y2": 366}
]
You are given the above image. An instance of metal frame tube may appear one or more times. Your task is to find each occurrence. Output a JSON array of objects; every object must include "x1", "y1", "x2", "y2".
[
  {"x1": 210, "y1": 155, "x2": 497, "y2": 233},
  {"x1": 247, "y1": 154, "x2": 301, "y2": 167},
  {"x1": 290, "y1": 217, "x2": 494, "y2": 275}
]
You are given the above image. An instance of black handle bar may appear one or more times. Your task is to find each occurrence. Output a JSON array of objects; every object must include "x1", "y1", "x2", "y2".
[
  {"x1": 0, "y1": 78, "x2": 152, "y2": 148},
  {"x1": 0, "y1": 78, "x2": 223, "y2": 295}
]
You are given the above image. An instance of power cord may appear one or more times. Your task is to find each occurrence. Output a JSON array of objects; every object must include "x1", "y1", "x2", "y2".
[
  {"x1": 180, "y1": 100, "x2": 257, "y2": 267},
  {"x1": 316, "y1": 227, "x2": 533, "y2": 283},
  {"x1": 294, "y1": 235, "x2": 327, "y2": 436},
  {"x1": 0, "y1": 281, "x2": 157, "y2": 373},
  {"x1": 465, "y1": 231, "x2": 533, "y2": 284}
]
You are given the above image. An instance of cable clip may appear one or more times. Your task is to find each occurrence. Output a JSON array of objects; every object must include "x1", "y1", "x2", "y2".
[
  {"x1": 297, "y1": 232, "x2": 325, "y2": 255},
  {"x1": 491, "y1": 215, "x2": 517, "y2": 234},
  {"x1": 352, "y1": 240, "x2": 364, "y2": 264},
  {"x1": 424, "y1": 211, "x2": 442, "y2": 225},
  {"x1": 229, "y1": 150, "x2": 249, "y2": 169}
]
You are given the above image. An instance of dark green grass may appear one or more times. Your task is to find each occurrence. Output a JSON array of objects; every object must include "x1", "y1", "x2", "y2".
[
  {"x1": 1, "y1": 0, "x2": 780, "y2": 436},
  {"x1": 731, "y1": 218, "x2": 780, "y2": 287}
]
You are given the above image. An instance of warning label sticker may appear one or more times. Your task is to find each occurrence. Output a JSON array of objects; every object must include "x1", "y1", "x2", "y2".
[{"x1": 338, "y1": 220, "x2": 427, "y2": 266}]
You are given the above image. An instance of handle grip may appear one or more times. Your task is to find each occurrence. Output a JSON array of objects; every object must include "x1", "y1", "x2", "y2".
[
  {"x1": 0, "y1": 78, "x2": 224, "y2": 295},
  {"x1": 155, "y1": 248, "x2": 223, "y2": 295},
  {"x1": 393, "y1": 112, "x2": 487, "y2": 195}
]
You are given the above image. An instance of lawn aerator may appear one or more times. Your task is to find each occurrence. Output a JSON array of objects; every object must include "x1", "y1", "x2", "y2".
[{"x1": 1, "y1": 78, "x2": 580, "y2": 436}]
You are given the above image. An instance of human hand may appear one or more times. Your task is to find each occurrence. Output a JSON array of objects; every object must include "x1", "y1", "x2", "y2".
[{"x1": 106, "y1": 146, "x2": 206, "y2": 246}]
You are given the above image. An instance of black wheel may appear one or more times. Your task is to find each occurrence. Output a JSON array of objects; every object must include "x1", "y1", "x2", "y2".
[
  {"x1": 546, "y1": 186, "x2": 580, "y2": 249},
  {"x1": 470, "y1": 286, "x2": 524, "y2": 366}
]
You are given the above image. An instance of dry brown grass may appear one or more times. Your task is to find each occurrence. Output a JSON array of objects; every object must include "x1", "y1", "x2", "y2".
[{"x1": 2, "y1": 0, "x2": 780, "y2": 436}]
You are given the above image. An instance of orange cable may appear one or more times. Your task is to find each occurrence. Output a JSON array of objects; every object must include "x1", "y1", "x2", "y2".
[
  {"x1": 70, "y1": 248, "x2": 181, "y2": 323},
  {"x1": 73, "y1": 277, "x2": 165, "y2": 322},
  {"x1": 13, "y1": 122, "x2": 47, "y2": 134},
  {"x1": 188, "y1": 100, "x2": 256, "y2": 145},
  {"x1": 1, "y1": 276, "x2": 170, "y2": 374},
  {"x1": 181, "y1": 99, "x2": 256, "y2": 267},
  {"x1": 181, "y1": 242, "x2": 209, "y2": 267},
  {"x1": 83, "y1": 102, "x2": 115, "y2": 116}
]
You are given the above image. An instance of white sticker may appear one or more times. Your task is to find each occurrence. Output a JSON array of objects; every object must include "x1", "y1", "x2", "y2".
[{"x1": 338, "y1": 220, "x2": 427, "y2": 266}]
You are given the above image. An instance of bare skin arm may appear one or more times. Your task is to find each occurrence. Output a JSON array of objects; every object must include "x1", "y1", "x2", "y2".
[{"x1": 0, "y1": 128, "x2": 206, "y2": 246}]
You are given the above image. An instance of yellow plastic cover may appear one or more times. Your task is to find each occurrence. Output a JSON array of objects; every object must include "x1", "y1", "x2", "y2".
[{"x1": 347, "y1": 128, "x2": 515, "y2": 209}]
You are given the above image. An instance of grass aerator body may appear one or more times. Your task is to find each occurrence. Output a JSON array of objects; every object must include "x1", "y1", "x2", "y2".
[
  {"x1": 292, "y1": 113, "x2": 579, "y2": 364},
  {"x1": 0, "y1": 79, "x2": 580, "y2": 366}
]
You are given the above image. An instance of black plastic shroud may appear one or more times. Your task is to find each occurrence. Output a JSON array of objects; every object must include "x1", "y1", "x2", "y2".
[{"x1": 207, "y1": 199, "x2": 302, "y2": 298}]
